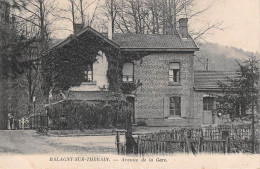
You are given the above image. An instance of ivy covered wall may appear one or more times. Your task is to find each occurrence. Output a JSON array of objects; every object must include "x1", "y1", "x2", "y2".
[{"x1": 41, "y1": 31, "x2": 150, "y2": 97}]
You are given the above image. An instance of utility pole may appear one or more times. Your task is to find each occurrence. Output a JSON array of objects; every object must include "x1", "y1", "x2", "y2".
[
  {"x1": 33, "y1": 96, "x2": 36, "y2": 128},
  {"x1": 205, "y1": 58, "x2": 209, "y2": 71}
]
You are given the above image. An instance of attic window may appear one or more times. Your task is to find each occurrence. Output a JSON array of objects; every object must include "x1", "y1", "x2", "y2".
[
  {"x1": 83, "y1": 63, "x2": 93, "y2": 82},
  {"x1": 123, "y1": 62, "x2": 134, "y2": 82},
  {"x1": 169, "y1": 62, "x2": 180, "y2": 82}
]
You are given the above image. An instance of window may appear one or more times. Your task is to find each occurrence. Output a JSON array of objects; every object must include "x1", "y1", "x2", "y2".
[
  {"x1": 83, "y1": 63, "x2": 93, "y2": 82},
  {"x1": 123, "y1": 62, "x2": 134, "y2": 82},
  {"x1": 169, "y1": 62, "x2": 180, "y2": 82},
  {"x1": 169, "y1": 97, "x2": 181, "y2": 116},
  {"x1": 203, "y1": 97, "x2": 214, "y2": 111}
]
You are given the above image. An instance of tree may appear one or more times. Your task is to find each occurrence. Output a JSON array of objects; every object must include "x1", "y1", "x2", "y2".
[
  {"x1": 14, "y1": 0, "x2": 57, "y2": 50},
  {"x1": 17, "y1": 26, "x2": 43, "y2": 117},
  {"x1": 216, "y1": 55, "x2": 259, "y2": 153},
  {"x1": 101, "y1": 0, "x2": 223, "y2": 40},
  {"x1": 0, "y1": 0, "x2": 57, "y2": 129},
  {"x1": 0, "y1": 0, "x2": 37, "y2": 129},
  {"x1": 55, "y1": 0, "x2": 100, "y2": 33}
]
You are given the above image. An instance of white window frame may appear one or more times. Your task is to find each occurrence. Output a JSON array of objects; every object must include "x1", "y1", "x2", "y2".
[
  {"x1": 123, "y1": 62, "x2": 134, "y2": 82},
  {"x1": 169, "y1": 62, "x2": 180, "y2": 82}
]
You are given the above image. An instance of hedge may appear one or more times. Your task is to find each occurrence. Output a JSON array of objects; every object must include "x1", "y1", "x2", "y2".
[{"x1": 48, "y1": 100, "x2": 133, "y2": 130}]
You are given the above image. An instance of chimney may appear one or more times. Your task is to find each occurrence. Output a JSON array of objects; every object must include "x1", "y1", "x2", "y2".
[
  {"x1": 73, "y1": 23, "x2": 84, "y2": 34},
  {"x1": 178, "y1": 18, "x2": 188, "y2": 39},
  {"x1": 108, "y1": 19, "x2": 112, "y2": 40}
]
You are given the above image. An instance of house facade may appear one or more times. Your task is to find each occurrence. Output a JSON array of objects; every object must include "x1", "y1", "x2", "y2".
[{"x1": 44, "y1": 18, "x2": 235, "y2": 127}]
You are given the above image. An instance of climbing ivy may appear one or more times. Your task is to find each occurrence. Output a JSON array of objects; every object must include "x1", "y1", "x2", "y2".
[{"x1": 41, "y1": 31, "x2": 151, "y2": 96}]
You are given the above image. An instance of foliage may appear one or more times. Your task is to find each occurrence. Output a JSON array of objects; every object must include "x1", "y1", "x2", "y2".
[
  {"x1": 216, "y1": 56, "x2": 259, "y2": 121},
  {"x1": 121, "y1": 80, "x2": 143, "y2": 95},
  {"x1": 0, "y1": 27, "x2": 38, "y2": 78},
  {"x1": 105, "y1": 49, "x2": 122, "y2": 92},
  {"x1": 136, "y1": 120, "x2": 147, "y2": 126},
  {"x1": 42, "y1": 35, "x2": 102, "y2": 95},
  {"x1": 0, "y1": 0, "x2": 40, "y2": 129},
  {"x1": 48, "y1": 100, "x2": 133, "y2": 130},
  {"x1": 106, "y1": 51, "x2": 149, "y2": 94}
]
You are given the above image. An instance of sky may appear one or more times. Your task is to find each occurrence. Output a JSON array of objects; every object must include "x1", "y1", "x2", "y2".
[
  {"x1": 196, "y1": 0, "x2": 260, "y2": 53},
  {"x1": 55, "y1": 0, "x2": 260, "y2": 53}
]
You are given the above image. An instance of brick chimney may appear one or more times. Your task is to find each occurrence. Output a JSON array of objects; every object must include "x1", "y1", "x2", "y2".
[
  {"x1": 73, "y1": 23, "x2": 84, "y2": 34},
  {"x1": 107, "y1": 19, "x2": 112, "y2": 40},
  {"x1": 178, "y1": 18, "x2": 188, "y2": 39}
]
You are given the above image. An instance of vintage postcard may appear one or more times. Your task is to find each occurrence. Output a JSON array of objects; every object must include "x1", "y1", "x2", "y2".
[{"x1": 0, "y1": 0, "x2": 259, "y2": 169}]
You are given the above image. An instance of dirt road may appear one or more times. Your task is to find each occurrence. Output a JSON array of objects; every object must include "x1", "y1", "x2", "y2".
[{"x1": 0, "y1": 130, "x2": 116, "y2": 154}]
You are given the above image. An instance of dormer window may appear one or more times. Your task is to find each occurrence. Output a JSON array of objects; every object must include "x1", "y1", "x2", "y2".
[
  {"x1": 83, "y1": 63, "x2": 93, "y2": 82},
  {"x1": 169, "y1": 62, "x2": 180, "y2": 82},
  {"x1": 123, "y1": 62, "x2": 134, "y2": 82}
]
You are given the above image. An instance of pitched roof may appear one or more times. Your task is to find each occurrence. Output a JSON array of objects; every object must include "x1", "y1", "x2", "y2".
[
  {"x1": 47, "y1": 26, "x2": 198, "y2": 53},
  {"x1": 103, "y1": 33, "x2": 199, "y2": 51},
  {"x1": 45, "y1": 27, "x2": 119, "y2": 54},
  {"x1": 194, "y1": 71, "x2": 240, "y2": 91}
]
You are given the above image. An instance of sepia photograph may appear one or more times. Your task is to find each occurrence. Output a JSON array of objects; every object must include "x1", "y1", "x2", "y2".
[{"x1": 0, "y1": 0, "x2": 259, "y2": 168}]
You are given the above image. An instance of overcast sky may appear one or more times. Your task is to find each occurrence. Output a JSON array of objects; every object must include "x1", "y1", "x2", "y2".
[
  {"x1": 197, "y1": 0, "x2": 260, "y2": 53},
  {"x1": 55, "y1": 0, "x2": 260, "y2": 53}
]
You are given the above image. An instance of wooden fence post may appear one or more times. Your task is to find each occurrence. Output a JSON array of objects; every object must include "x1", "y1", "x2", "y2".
[
  {"x1": 184, "y1": 131, "x2": 190, "y2": 153},
  {"x1": 224, "y1": 136, "x2": 230, "y2": 154},
  {"x1": 198, "y1": 129, "x2": 203, "y2": 153},
  {"x1": 116, "y1": 131, "x2": 120, "y2": 154},
  {"x1": 137, "y1": 135, "x2": 139, "y2": 155}
]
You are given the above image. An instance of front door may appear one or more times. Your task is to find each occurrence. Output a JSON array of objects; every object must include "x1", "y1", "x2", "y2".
[
  {"x1": 203, "y1": 96, "x2": 214, "y2": 124},
  {"x1": 203, "y1": 111, "x2": 213, "y2": 124}
]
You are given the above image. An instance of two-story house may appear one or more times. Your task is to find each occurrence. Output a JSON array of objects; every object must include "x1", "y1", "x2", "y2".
[{"x1": 44, "y1": 18, "x2": 235, "y2": 127}]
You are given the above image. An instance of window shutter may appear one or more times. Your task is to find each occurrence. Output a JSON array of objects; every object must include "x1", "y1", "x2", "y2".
[
  {"x1": 181, "y1": 96, "x2": 187, "y2": 117},
  {"x1": 163, "y1": 97, "x2": 170, "y2": 118}
]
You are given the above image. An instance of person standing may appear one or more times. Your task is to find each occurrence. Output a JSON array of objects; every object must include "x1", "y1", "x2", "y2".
[{"x1": 9, "y1": 117, "x2": 13, "y2": 130}]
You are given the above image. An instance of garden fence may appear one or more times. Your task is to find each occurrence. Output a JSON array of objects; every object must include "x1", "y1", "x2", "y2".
[{"x1": 117, "y1": 125, "x2": 259, "y2": 155}]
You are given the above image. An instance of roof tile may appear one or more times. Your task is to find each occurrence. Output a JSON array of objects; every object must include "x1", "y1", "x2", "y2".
[
  {"x1": 194, "y1": 71, "x2": 239, "y2": 91},
  {"x1": 103, "y1": 33, "x2": 198, "y2": 50}
]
